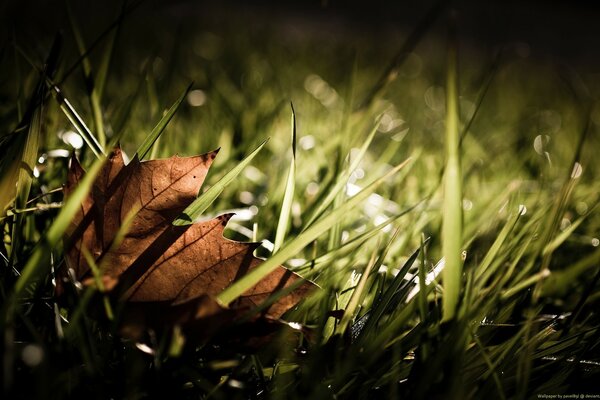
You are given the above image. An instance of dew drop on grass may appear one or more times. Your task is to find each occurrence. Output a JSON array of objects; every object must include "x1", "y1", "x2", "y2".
[
  {"x1": 22, "y1": 344, "x2": 44, "y2": 367},
  {"x1": 228, "y1": 379, "x2": 244, "y2": 389},
  {"x1": 576, "y1": 201, "x2": 589, "y2": 215},
  {"x1": 424, "y1": 85, "x2": 445, "y2": 112},
  {"x1": 533, "y1": 134, "x2": 550, "y2": 155},
  {"x1": 518, "y1": 204, "x2": 527, "y2": 215},
  {"x1": 571, "y1": 162, "x2": 583, "y2": 179},
  {"x1": 187, "y1": 89, "x2": 207, "y2": 107},
  {"x1": 299, "y1": 135, "x2": 315, "y2": 150},
  {"x1": 462, "y1": 199, "x2": 473, "y2": 211},
  {"x1": 60, "y1": 130, "x2": 84, "y2": 149},
  {"x1": 592, "y1": 238, "x2": 599, "y2": 247},
  {"x1": 239, "y1": 191, "x2": 254, "y2": 204}
]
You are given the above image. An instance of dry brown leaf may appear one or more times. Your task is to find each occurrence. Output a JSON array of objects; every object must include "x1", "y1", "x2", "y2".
[{"x1": 58, "y1": 147, "x2": 314, "y2": 341}]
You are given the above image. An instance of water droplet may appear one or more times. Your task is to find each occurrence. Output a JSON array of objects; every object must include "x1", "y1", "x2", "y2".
[
  {"x1": 187, "y1": 89, "x2": 207, "y2": 107},
  {"x1": 592, "y1": 238, "x2": 599, "y2": 247},
  {"x1": 462, "y1": 199, "x2": 473, "y2": 211},
  {"x1": 576, "y1": 201, "x2": 589, "y2": 215},
  {"x1": 533, "y1": 135, "x2": 550, "y2": 155},
  {"x1": 22, "y1": 344, "x2": 44, "y2": 367},
  {"x1": 238, "y1": 191, "x2": 254, "y2": 204},
  {"x1": 299, "y1": 135, "x2": 315, "y2": 150},
  {"x1": 571, "y1": 162, "x2": 583, "y2": 179},
  {"x1": 306, "y1": 182, "x2": 319, "y2": 196},
  {"x1": 518, "y1": 204, "x2": 527, "y2": 215}
]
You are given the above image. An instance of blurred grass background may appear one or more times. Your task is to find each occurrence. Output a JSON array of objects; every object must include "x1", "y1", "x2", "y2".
[{"x1": 1, "y1": 0, "x2": 600, "y2": 398}]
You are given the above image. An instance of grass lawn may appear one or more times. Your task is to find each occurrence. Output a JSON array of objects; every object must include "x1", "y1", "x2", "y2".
[{"x1": 1, "y1": 1, "x2": 600, "y2": 398}]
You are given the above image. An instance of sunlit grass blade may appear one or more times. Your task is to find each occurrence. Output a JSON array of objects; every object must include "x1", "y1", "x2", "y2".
[
  {"x1": 441, "y1": 21, "x2": 463, "y2": 322},
  {"x1": 13, "y1": 43, "x2": 104, "y2": 158},
  {"x1": 301, "y1": 202, "x2": 421, "y2": 270},
  {"x1": 217, "y1": 157, "x2": 412, "y2": 306},
  {"x1": 82, "y1": 248, "x2": 114, "y2": 320},
  {"x1": 10, "y1": 154, "x2": 105, "y2": 301},
  {"x1": 340, "y1": 225, "x2": 404, "y2": 337},
  {"x1": 335, "y1": 250, "x2": 377, "y2": 336},
  {"x1": 173, "y1": 139, "x2": 269, "y2": 225},
  {"x1": 474, "y1": 210, "x2": 522, "y2": 288},
  {"x1": 357, "y1": 238, "x2": 428, "y2": 341},
  {"x1": 273, "y1": 103, "x2": 297, "y2": 253},
  {"x1": 305, "y1": 117, "x2": 380, "y2": 228},
  {"x1": 66, "y1": 0, "x2": 106, "y2": 147},
  {"x1": 543, "y1": 201, "x2": 596, "y2": 257},
  {"x1": 136, "y1": 82, "x2": 193, "y2": 160},
  {"x1": 52, "y1": 85, "x2": 104, "y2": 158},
  {"x1": 77, "y1": 208, "x2": 135, "y2": 322},
  {"x1": 541, "y1": 246, "x2": 600, "y2": 297}
]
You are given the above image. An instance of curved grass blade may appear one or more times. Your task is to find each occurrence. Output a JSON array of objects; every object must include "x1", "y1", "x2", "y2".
[
  {"x1": 66, "y1": 0, "x2": 106, "y2": 147},
  {"x1": 173, "y1": 139, "x2": 269, "y2": 226},
  {"x1": 217, "y1": 157, "x2": 412, "y2": 306},
  {"x1": 305, "y1": 116, "x2": 380, "y2": 228},
  {"x1": 12, "y1": 41, "x2": 105, "y2": 159},
  {"x1": 441, "y1": 21, "x2": 463, "y2": 322},
  {"x1": 52, "y1": 85, "x2": 105, "y2": 158},
  {"x1": 136, "y1": 82, "x2": 193, "y2": 160},
  {"x1": 273, "y1": 103, "x2": 297, "y2": 253},
  {"x1": 10, "y1": 154, "x2": 106, "y2": 301}
]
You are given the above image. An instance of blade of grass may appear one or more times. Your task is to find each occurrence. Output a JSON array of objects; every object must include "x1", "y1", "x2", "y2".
[
  {"x1": 95, "y1": 1, "x2": 126, "y2": 101},
  {"x1": 273, "y1": 103, "x2": 297, "y2": 253},
  {"x1": 66, "y1": 0, "x2": 106, "y2": 147},
  {"x1": 474, "y1": 211, "x2": 522, "y2": 288},
  {"x1": 56, "y1": 0, "x2": 144, "y2": 86},
  {"x1": 12, "y1": 42, "x2": 105, "y2": 159},
  {"x1": 356, "y1": 0, "x2": 445, "y2": 110},
  {"x1": 217, "y1": 157, "x2": 412, "y2": 306},
  {"x1": 338, "y1": 226, "x2": 403, "y2": 336},
  {"x1": 8, "y1": 36, "x2": 61, "y2": 267},
  {"x1": 302, "y1": 202, "x2": 422, "y2": 270},
  {"x1": 173, "y1": 139, "x2": 269, "y2": 225},
  {"x1": 8, "y1": 153, "x2": 105, "y2": 301},
  {"x1": 136, "y1": 82, "x2": 193, "y2": 160},
  {"x1": 542, "y1": 204, "x2": 594, "y2": 256},
  {"x1": 357, "y1": 239, "x2": 428, "y2": 342},
  {"x1": 52, "y1": 85, "x2": 105, "y2": 158},
  {"x1": 305, "y1": 117, "x2": 380, "y2": 228},
  {"x1": 441, "y1": 18, "x2": 463, "y2": 322}
]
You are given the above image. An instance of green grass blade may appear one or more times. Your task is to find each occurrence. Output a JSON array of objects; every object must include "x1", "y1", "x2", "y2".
[
  {"x1": 441, "y1": 23, "x2": 463, "y2": 322},
  {"x1": 304, "y1": 203, "x2": 421, "y2": 269},
  {"x1": 11, "y1": 154, "x2": 106, "y2": 301},
  {"x1": 52, "y1": 85, "x2": 104, "y2": 158},
  {"x1": 542, "y1": 206, "x2": 592, "y2": 256},
  {"x1": 356, "y1": 0, "x2": 445, "y2": 110},
  {"x1": 95, "y1": 1, "x2": 125, "y2": 101},
  {"x1": 305, "y1": 117, "x2": 380, "y2": 228},
  {"x1": 66, "y1": 0, "x2": 106, "y2": 147},
  {"x1": 358, "y1": 238, "x2": 428, "y2": 341},
  {"x1": 136, "y1": 82, "x2": 193, "y2": 160},
  {"x1": 336, "y1": 250, "x2": 377, "y2": 336},
  {"x1": 173, "y1": 139, "x2": 269, "y2": 225},
  {"x1": 474, "y1": 211, "x2": 521, "y2": 287},
  {"x1": 217, "y1": 157, "x2": 412, "y2": 306},
  {"x1": 273, "y1": 103, "x2": 297, "y2": 253}
]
